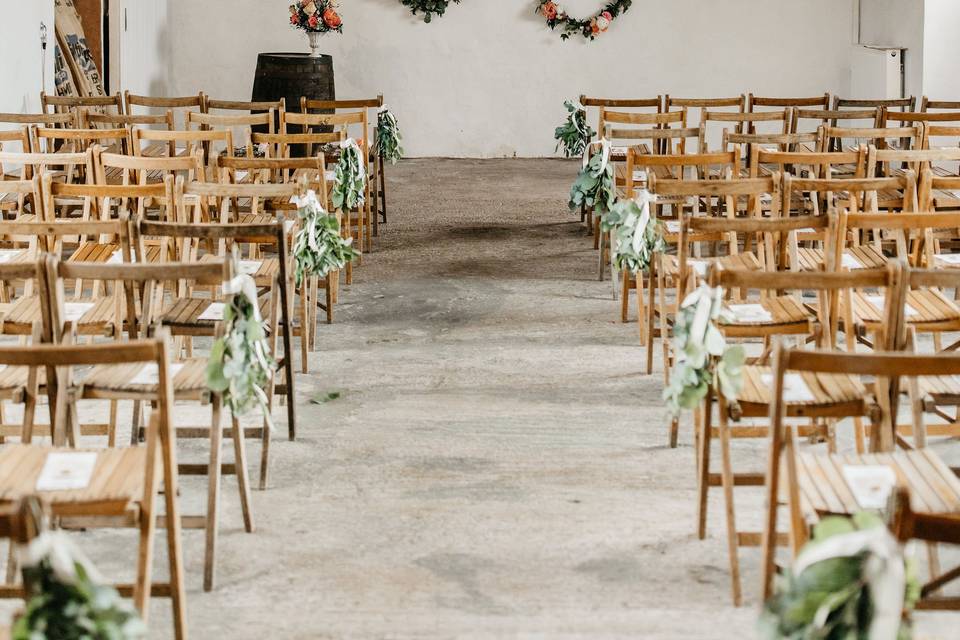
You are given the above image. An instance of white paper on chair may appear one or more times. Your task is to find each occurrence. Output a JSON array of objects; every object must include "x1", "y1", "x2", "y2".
[
  {"x1": 760, "y1": 372, "x2": 816, "y2": 403},
  {"x1": 235, "y1": 170, "x2": 249, "y2": 182},
  {"x1": 238, "y1": 260, "x2": 262, "y2": 276},
  {"x1": 841, "y1": 252, "x2": 864, "y2": 270},
  {"x1": 62, "y1": 302, "x2": 95, "y2": 323},
  {"x1": 324, "y1": 170, "x2": 336, "y2": 181},
  {"x1": 284, "y1": 219, "x2": 296, "y2": 233},
  {"x1": 935, "y1": 253, "x2": 960, "y2": 266},
  {"x1": 198, "y1": 302, "x2": 226, "y2": 321},
  {"x1": 0, "y1": 249, "x2": 24, "y2": 264},
  {"x1": 632, "y1": 170, "x2": 647, "y2": 181},
  {"x1": 130, "y1": 362, "x2": 185, "y2": 386},
  {"x1": 106, "y1": 249, "x2": 134, "y2": 265},
  {"x1": 842, "y1": 465, "x2": 897, "y2": 510},
  {"x1": 729, "y1": 303, "x2": 773, "y2": 323},
  {"x1": 865, "y1": 294, "x2": 917, "y2": 317},
  {"x1": 36, "y1": 452, "x2": 98, "y2": 491},
  {"x1": 664, "y1": 220, "x2": 682, "y2": 234},
  {"x1": 611, "y1": 146, "x2": 628, "y2": 156},
  {"x1": 688, "y1": 260, "x2": 708, "y2": 277}
]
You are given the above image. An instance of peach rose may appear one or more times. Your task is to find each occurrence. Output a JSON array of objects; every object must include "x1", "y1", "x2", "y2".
[
  {"x1": 307, "y1": 14, "x2": 319, "y2": 28},
  {"x1": 323, "y1": 7, "x2": 342, "y2": 28},
  {"x1": 540, "y1": 1, "x2": 558, "y2": 20}
]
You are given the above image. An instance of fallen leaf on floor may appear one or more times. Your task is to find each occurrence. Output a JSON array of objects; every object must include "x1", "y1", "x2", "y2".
[{"x1": 311, "y1": 391, "x2": 342, "y2": 404}]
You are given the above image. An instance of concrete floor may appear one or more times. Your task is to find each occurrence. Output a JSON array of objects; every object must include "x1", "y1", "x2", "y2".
[{"x1": 5, "y1": 159, "x2": 958, "y2": 637}]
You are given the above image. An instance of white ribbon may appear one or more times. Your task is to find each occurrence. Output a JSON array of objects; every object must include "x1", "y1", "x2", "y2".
[
  {"x1": 223, "y1": 272, "x2": 263, "y2": 323},
  {"x1": 20, "y1": 531, "x2": 106, "y2": 586},
  {"x1": 630, "y1": 189, "x2": 657, "y2": 256},
  {"x1": 583, "y1": 137, "x2": 611, "y2": 171}
]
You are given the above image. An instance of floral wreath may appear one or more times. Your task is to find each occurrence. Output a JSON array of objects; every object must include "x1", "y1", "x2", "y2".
[
  {"x1": 399, "y1": 0, "x2": 460, "y2": 23},
  {"x1": 536, "y1": 0, "x2": 632, "y2": 40}
]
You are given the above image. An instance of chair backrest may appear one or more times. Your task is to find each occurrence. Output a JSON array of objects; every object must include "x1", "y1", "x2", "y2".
[
  {"x1": 627, "y1": 148, "x2": 741, "y2": 191},
  {"x1": 300, "y1": 96, "x2": 381, "y2": 145},
  {"x1": 41, "y1": 92, "x2": 124, "y2": 118},
  {"x1": 179, "y1": 179, "x2": 301, "y2": 223},
  {"x1": 662, "y1": 95, "x2": 745, "y2": 127},
  {"x1": 580, "y1": 96, "x2": 662, "y2": 137},
  {"x1": 748, "y1": 93, "x2": 831, "y2": 112},
  {"x1": 282, "y1": 110, "x2": 367, "y2": 150},
  {"x1": 613, "y1": 125, "x2": 704, "y2": 159},
  {"x1": 603, "y1": 109, "x2": 686, "y2": 153},
  {"x1": 96, "y1": 149, "x2": 205, "y2": 192},
  {"x1": 822, "y1": 124, "x2": 923, "y2": 153},
  {"x1": 701, "y1": 109, "x2": 791, "y2": 147},
  {"x1": 131, "y1": 126, "x2": 232, "y2": 167},
  {"x1": 216, "y1": 155, "x2": 327, "y2": 199},
  {"x1": 187, "y1": 110, "x2": 276, "y2": 153},
  {"x1": 0, "y1": 149, "x2": 95, "y2": 184},
  {"x1": 0, "y1": 112, "x2": 76, "y2": 129},
  {"x1": 124, "y1": 91, "x2": 205, "y2": 129},
  {"x1": 0, "y1": 126, "x2": 32, "y2": 155},
  {"x1": 840, "y1": 210, "x2": 960, "y2": 269},
  {"x1": 43, "y1": 172, "x2": 173, "y2": 228},
  {"x1": 785, "y1": 174, "x2": 916, "y2": 216},
  {"x1": 921, "y1": 168, "x2": 960, "y2": 210},
  {"x1": 867, "y1": 145, "x2": 960, "y2": 180},
  {"x1": 82, "y1": 110, "x2": 175, "y2": 132},
  {"x1": 725, "y1": 130, "x2": 821, "y2": 160},
  {"x1": 920, "y1": 97, "x2": 960, "y2": 113},
  {"x1": 792, "y1": 108, "x2": 881, "y2": 137},
  {"x1": 834, "y1": 95, "x2": 917, "y2": 112},
  {"x1": 33, "y1": 126, "x2": 130, "y2": 155}
]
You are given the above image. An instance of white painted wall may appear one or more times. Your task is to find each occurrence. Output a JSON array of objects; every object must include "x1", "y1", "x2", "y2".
[
  {"x1": 168, "y1": 0, "x2": 857, "y2": 158},
  {"x1": 920, "y1": 0, "x2": 960, "y2": 101},
  {"x1": 0, "y1": 0, "x2": 56, "y2": 116},
  {"x1": 110, "y1": 0, "x2": 172, "y2": 98}
]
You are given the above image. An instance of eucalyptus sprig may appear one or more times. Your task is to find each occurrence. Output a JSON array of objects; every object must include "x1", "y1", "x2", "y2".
[
  {"x1": 554, "y1": 100, "x2": 593, "y2": 158},
  {"x1": 291, "y1": 190, "x2": 357, "y2": 287},
  {"x1": 400, "y1": 0, "x2": 460, "y2": 22},
  {"x1": 601, "y1": 192, "x2": 664, "y2": 273},
  {"x1": 376, "y1": 108, "x2": 404, "y2": 165},
  {"x1": 331, "y1": 138, "x2": 366, "y2": 212},
  {"x1": 206, "y1": 270, "x2": 277, "y2": 428},
  {"x1": 663, "y1": 284, "x2": 745, "y2": 415},
  {"x1": 568, "y1": 141, "x2": 616, "y2": 215},
  {"x1": 760, "y1": 511, "x2": 919, "y2": 640},
  {"x1": 13, "y1": 533, "x2": 146, "y2": 640}
]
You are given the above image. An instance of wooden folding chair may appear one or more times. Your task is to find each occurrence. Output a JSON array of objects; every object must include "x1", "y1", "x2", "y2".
[
  {"x1": 663, "y1": 95, "x2": 746, "y2": 128},
  {"x1": 833, "y1": 95, "x2": 917, "y2": 114},
  {"x1": 748, "y1": 93, "x2": 830, "y2": 112},
  {"x1": 708, "y1": 263, "x2": 903, "y2": 605},
  {"x1": 0, "y1": 334, "x2": 188, "y2": 639},
  {"x1": 0, "y1": 112, "x2": 76, "y2": 131},
  {"x1": 50, "y1": 257, "x2": 253, "y2": 593},
  {"x1": 40, "y1": 92, "x2": 124, "y2": 121},
  {"x1": 82, "y1": 110, "x2": 175, "y2": 135},
  {"x1": 124, "y1": 91, "x2": 205, "y2": 130},
  {"x1": 701, "y1": 109, "x2": 791, "y2": 149},
  {"x1": 760, "y1": 345, "x2": 960, "y2": 613},
  {"x1": 33, "y1": 126, "x2": 130, "y2": 156}
]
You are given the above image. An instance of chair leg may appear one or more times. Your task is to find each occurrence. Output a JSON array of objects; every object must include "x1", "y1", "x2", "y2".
[
  {"x1": 646, "y1": 265, "x2": 657, "y2": 375},
  {"x1": 696, "y1": 395, "x2": 713, "y2": 538},
  {"x1": 298, "y1": 281, "x2": 309, "y2": 375},
  {"x1": 4, "y1": 540, "x2": 17, "y2": 584},
  {"x1": 636, "y1": 273, "x2": 646, "y2": 347},
  {"x1": 203, "y1": 397, "x2": 223, "y2": 592},
  {"x1": 620, "y1": 274, "x2": 630, "y2": 323},
  {"x1": 158, "y1": 414, "x2": 187, "y2": 640},
  {"x1": 107, "y1": 399, "x2": 118, "y2": 448},
  {"x1": 718, "y1": 401, "x2": 743, "y2": 607},
  {"x1": 231, "y1": 415, "x2": 254, "y2": 533},
  {"x1": 260, "y1": 403, "x2": 272, "y2": 491},
  {"x1": 324, "y1": 274, "x2": 334, "y2": 325},
  {"x1": 378, "y1": 153, "x2": 387, "y2": 225}
]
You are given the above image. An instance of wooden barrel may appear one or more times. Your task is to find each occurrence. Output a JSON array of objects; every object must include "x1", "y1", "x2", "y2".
[{"x1": 251, "y1": 53, "x2": 335, "y2": 154}]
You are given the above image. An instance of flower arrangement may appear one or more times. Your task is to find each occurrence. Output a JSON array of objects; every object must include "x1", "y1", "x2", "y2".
[
  {"x1": 376, "y1": 108, "x2": 404, "y2": 165},
  {"x1": 663, "y1": 284, "x2": 745, "y2": 415},
  {"x1": 206, "y1": 266, "x2": 277, "y2": 430},
  {"x1": 331, "y1": 138, "x2": 367, "y2": 212},
  {"x1": 568, "y1": 140, "x2": 616, "y2": 216},
  {"x1": 536, "y1": 0, "x2": 633, "y2": 41},
  {"x1": 601, "y1": 191, "x2": 665, "y2": 274},
  {"x1": 289, "y1": 0, "x2": 343, "y2": 33},
  {"x1": 554, "y1": 99, "x2": 594, "y2": 158},
  {"x1": 13, "y1": 532, "x2": 147, "y2": 639},
  {"x1": 400, "y1": 0, "x2": 460, "y2": 23},
  {"x1": 291, "y1": 190, "x2": 358, "y2": 287},
  {"x1": 760, "y1": 511, "x2": 919, "y2": 640}
]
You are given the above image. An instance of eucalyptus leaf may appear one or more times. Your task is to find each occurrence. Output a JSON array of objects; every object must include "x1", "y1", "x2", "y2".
[
  {"x1": 554, "y1": 100, "x2": 594, "y2": 158},
  {"x1": 375, "y1": 109, "x2": 404, "y2": 164}
]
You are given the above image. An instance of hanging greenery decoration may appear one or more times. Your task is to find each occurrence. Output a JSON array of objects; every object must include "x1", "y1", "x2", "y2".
[
  {"x1": 399, "y1": 0, "x2": 460, "y2": 22},
  {"x1": 291, "y1": 190, "x2": 358, "y2": 287},
  {"x1": 760, "y1": 511, "x2": 920, "y2": 640},
  {"x1": 663, "y1": 284, "x2": 745, "y2": 416},
  {"x1": 13, "y1": 532, "x2": 147, "y2": 639},
  {"x1": 376, "y1": 108, "x2": 404, "y2": 165},
  {"x1": 206, "y1": 267, "x2": 277, "y2": 429},
  {"x1": 568, "y1": 139, "x2": 616, "y2": 215},
  {"x1": 554, "y1": 99, "x2": 594, "y2": 158},
  {"x1": 331, "y1": 138, "x2": 366, "y2": 212},
  {"x1": 536, "y1": 1, "x2": 633, "y2": 41},
  {"x1": 601, "y1": 191, "x2": 665, "y2": 274}
]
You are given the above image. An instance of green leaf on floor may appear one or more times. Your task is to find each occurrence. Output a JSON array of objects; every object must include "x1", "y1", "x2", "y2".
[{"x1": 311, "y1": 391, "x2": 342, "y2": 404}]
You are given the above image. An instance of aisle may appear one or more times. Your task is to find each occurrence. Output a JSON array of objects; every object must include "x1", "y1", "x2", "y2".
[{"x1": 139, "y1": 159, "x2": 749, "y2": 638}]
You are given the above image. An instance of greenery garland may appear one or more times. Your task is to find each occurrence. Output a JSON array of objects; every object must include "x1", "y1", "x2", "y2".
[
  {"x1": 568, "y1": 141, "x2": 616, "y2": 215},
  {"x1": 14, "y1": 532, "x2": 146, "y2": 639},
  {"x1": 206, "y1": 269, "x2": 277, "y2": 429},
  {"x1": 663, "y1": 284, "x2": 745, "y2": 416},
  {"x1": 760, "y1": 511, "x2": 919, "y2": 639},
  {"x1": 331, "y1": 138, "x2": 366, "y2": 212},
  {"x1": 291, "y1": 190, "x2": 358, "y2": 287},
  {"x1": 376, "y1": 108, "x2": 404, "y2": 165},
  {"x1": 399, "y1": 0, "x2": 460, "y2": 22},
  {"x1": 554, "y1": 99, "x2": 594, "y2": 158},
  {"x1": 536, "y1": 1, "x2": 633, "y2": 41},
  {"x1": 601, "y1": 193, "x2": 665, "y2": 274}
]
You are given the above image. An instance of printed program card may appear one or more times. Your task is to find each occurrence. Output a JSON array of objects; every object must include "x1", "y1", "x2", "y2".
[
  {"x1": 729, "y1": 303, "x2": 773, "y2": 323},
  {"x1": 0, "y1": 249, "x2": 24, "y2": 264},
  {"x1": 664, "y1": 221, "x2": 682, "y2": 234},
  {"x1": 130, "y1": 362, "x2": 185, "y2": 386},
  {"x1": 62, "y1": 302, "x2": 95, "y2": 323},
  {"x1": 238, "y1": 260, "x2": 262, "y2": 276},
  {"x1": 36, "y1": 451, "x2": 98, "y2": 491},
  {"x1": 760, "y1": 373, "x2": 816, "y2": 403},
  {"x1": 865, "y1": 294, "x2": 917, "y2": 317},
  {"x1": 198, "y1": 302, "x2": 226, "y2": 321},
  {"x1": 935, "y1": 253, "x2": 960, "y2": 266},
  {"x1": 841, "y1": 252, "x2": 864, "y2": 270},
  {"x1": 688, "y1": 260, "x2": 708, "y2": 277},
  {"x1": 842, "y1": 465, "x2": 897, "y2": 510},
  {"x1": 632, "y1": 170, "x2": 647, "y2": 181}
]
